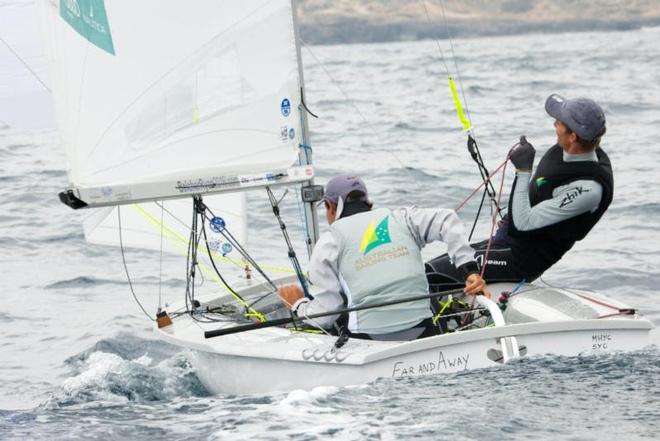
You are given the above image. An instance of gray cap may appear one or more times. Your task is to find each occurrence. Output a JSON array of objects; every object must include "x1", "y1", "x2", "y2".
[
  {"x1": 322, "y1": 175, "x2": 369, "y2": 205},
  {"x1": 545, "y1": 94, "x2": 606, "y2": 141}
]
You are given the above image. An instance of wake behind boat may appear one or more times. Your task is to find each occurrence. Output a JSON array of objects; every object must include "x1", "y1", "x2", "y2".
[{"x1": 36, "y1": 0, "x2": 653, "y2": 396}]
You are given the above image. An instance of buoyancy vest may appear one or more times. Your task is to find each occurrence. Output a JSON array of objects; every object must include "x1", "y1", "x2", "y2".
[
  {"x1": 330, "y1": 207, "x2": 431, "y2": 335},
  {"x1": 503, "y1": 144, "x2": 614, "y2": 266}
]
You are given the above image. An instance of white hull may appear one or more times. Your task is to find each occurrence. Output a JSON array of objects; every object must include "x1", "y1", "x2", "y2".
[{"x1": 154, "y1": 281, "x2": 653, "y2": 395}]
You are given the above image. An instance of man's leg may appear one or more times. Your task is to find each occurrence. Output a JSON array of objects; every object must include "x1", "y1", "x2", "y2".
[{"x1": 425, "y1": 240, "x2": 528, "y2": 288}]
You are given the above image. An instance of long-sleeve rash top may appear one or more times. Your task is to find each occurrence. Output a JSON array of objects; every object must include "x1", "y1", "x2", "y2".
[
  {"x1": 292, "y1": 207, "x2": 477, "y2": 329},
  {"x1": 510, "y1": 150, "x2": 603, "y2": 232}
]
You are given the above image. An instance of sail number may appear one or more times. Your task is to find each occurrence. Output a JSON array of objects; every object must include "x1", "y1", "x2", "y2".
[{"x1": 591, "y1": 333, "x2": 613, "y2": 350}]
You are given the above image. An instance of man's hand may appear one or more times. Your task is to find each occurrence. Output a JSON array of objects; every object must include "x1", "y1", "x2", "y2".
[
  {"x1": 464, "y1": 273, "x2": 491, "y2": 298},
  {"x1": 278, "y1": 285, "x2": 304, "y2": 309},
  {"x1": 510, "y1": 136, "x2": 536, "y2": 171}
]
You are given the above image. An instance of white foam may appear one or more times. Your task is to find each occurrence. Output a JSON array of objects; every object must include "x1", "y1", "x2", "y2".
[
  {"x1": 59, "y1": 352, "x2": 129, "y2": 403},
  {"x1": 133, "y1": 354, "x2": 152, "y2": 366},
  {"x1": 280, "y1": 388, "x2": 311, "y2": 406}
]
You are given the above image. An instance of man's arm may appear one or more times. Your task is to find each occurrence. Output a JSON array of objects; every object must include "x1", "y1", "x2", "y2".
[
  {"x1": 393, "y1": 207, "x2": 481, "y2": 280},
  {"x1": 288, "y1": 232, "x2": 344, "y2": 329},
  {"x1": 510, "y1": 172, "x2": 603, "y2": 232}
]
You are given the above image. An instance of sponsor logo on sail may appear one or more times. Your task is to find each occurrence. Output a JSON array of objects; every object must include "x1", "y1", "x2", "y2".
[
  {"x1": 221, "y1": 242, "x2": 233, "y2": 256},
  {"x1": 59, "y1": 0, "x2": 115, "y2": 55},
  {"x1": 281, "y1": 98, "x2": 291, "y2": 117}
]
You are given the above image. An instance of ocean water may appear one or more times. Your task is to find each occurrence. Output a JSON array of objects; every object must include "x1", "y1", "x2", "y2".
[{"x1": 2, "y1": 26, "x2": 660, "y2": 440}]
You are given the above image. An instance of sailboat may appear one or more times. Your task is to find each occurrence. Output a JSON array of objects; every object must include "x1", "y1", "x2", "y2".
[{"x1": 38, "y1": 0, "x2": 653, "y2": 395}]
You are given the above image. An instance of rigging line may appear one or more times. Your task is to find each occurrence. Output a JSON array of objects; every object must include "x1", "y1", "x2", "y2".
[
  {"x1": 479, "y1": 154, "x2": 509, "y2": 278},
  {"x1": 205, "y1": 287, "x2": 467, "y2": 338},
  {"x1": 137, "y1": 202, "x2": 293, "y2": 276},
  {"x1": 420, "y1": 1, "x2": 506, "y2": 223},
  {"x1": 196, "y1": 198, "x2": 267, "y2": 321},
  {"x1": 158, "y1": 201, "x2": 164, "y2": 311},
  {"x1": 200, "y1": 219, "x2": 267, "y2": 322},
  {"x1": 420, "y1": 1, "x2": 506, "y2": 219},
  {"x1": 198, "y1": 202, "x2": 280, "y2": 289},
  {"x1": 131, "y1": 203, "x2": 265, "y2": 296},
  {"x1": 299, "y1": 40, "x2": 419, "y2": 182},
  {"x1": 468, "y1": 186, "x2": 488, "y2": 242},
  {"x1": 220, "y1": 228, "x2": 278, "y2": 289},
  {"x1": 418, "y1": 0, "x2": 451, "y2": 75},
  {"x1": 461, "y1": 157, "x2": 509, "y2": 326},
  {"x1": 278, "y1": 295, "x2": 338, "y2": 339},
  {"x1": 266, "y1": 186, "x2": 310, "y2": 298},
  {"x1": 300, "y1": 86, "x2": 318, "y2": 119},
  {"x1": 185, "y1": 203, "x2": 198, "y2": 311},
  {"x1": 296, "y1": 109, "x2": 314, "y2": 252},
  {"x1": 454, "y1": 157, "x2": 508, "y2": 212},
  {"x1": 0, "y1": 35, "x2": 51, "y2": 92},
  {"x1": 435, "y1": 306, "x2": 488, "y2": 322},
  {"x1": 438, "y1": 0, "x2": 474, "y2": 130},
  {"x1": 538, "y1": 277, "x2": 632, "y2": 313},
  {"x1": 184, "y1": 205, "x2": 192, "y2": 311},
  {"x1": 470, "y1": 136, "x2": 500, "y2": 205},
  {"x1": 117, "y1": 206, "x2": 155, "y2": 322},
  {"x1": 419, "y1": 0, "x2": 473, "y2": 130},
  {"x1": 476, "y1": 141, "x2": 504, "y2": 215},
  {"x1": 294, "y1": 183, "x2": 311, "y2": 252}
]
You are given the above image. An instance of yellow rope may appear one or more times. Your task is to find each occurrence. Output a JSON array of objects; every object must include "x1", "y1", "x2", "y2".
[
  {"x1": 131, "y1": 204, "x2": 267, "y2": 322},
  {"x1": 132, "y1": 204, "x2": 294, "y2": 273},
  {"x1": 432, "y1": 297, "x2": 453, "y2": 325}
]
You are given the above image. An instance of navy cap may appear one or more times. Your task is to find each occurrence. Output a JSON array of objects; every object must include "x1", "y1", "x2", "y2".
[
  {"x1": 321, "y1": 175, "x2": 369, "y2": 205},
  {"x1": 545, "y1": 94, "x2": 606, "y2": 141}
]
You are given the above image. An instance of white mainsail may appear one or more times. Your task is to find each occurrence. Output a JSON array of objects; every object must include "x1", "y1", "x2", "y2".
[
  {"x1": 38, "y1": 0, "x2": 311, "y2": 207},
  {"x1": 37, "y1": 0, "x2": 318, "y2": 257}
]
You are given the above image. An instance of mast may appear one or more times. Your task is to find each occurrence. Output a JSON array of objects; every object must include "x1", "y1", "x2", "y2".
[{"x1": 291, "y1": 0, "x2": 320, "y2": 255}]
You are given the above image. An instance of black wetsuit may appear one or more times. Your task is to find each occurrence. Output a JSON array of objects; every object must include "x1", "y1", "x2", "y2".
[{"x1": 426, "y1": 145, "x2": 614, "y2": 290}]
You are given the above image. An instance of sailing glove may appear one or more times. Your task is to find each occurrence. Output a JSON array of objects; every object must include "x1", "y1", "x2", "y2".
[{"x1": 510, "y1": 136, "x2": 535, "y2": 171}]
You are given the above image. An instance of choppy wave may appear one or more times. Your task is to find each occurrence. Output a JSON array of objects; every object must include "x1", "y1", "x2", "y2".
[{"x1": 44, "y1": 335, "x2": 209, "y2": 408}]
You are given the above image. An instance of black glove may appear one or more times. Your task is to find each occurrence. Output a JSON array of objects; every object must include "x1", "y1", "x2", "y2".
[{"x1": 510, "y1": 136, "x2": 535, "y2": 171}]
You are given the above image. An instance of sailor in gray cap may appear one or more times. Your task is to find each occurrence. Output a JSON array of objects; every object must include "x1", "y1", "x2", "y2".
[
  {"x1": 545, "y1": 94, "x2": 607, "y2": 146},
  {"x1": 426, "y1": 94, "x2": 613, "y2": 287},
  {"x1": 278, "y1": 174, "x2": 488, "y2": 340}
]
